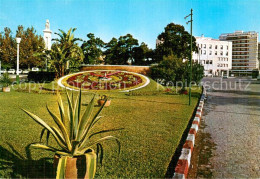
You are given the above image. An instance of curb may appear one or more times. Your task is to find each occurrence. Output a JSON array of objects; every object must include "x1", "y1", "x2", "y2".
[{"x1": 173, "y1": 88, "x2": 207, "y2": 179}]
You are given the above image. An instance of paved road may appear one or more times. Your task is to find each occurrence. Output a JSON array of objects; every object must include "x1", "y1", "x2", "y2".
[{"x1": 189, "y1": 77, "x2": 260, "y2": 178}]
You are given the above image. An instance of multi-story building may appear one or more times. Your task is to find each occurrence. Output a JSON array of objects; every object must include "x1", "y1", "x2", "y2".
[
  {"x1": 193, "y1": 36, "x2": 232, "y2": 77},
  {"x1": 219, "y1": 31, "x2": 259, "y2": 76},
  {"x1": 258, "y1": 42, "x2": 260, "y2": 69}
]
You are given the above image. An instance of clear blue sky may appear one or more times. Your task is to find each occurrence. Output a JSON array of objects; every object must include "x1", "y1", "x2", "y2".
[{"x1": 0, "y1": 0, "x2": 260, "y2": 49}]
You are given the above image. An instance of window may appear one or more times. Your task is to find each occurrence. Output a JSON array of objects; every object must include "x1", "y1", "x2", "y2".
[
  {"x1": 209, "y1": 44, "x2": 212, "y2": 49},
  {"x1": 226, "y1": 52, "x2": 228, "y2": 56},
  {"x1": 203, "y1": 50, "x2": 206, "y2": 55},
  {"x1": 201, "y1": 44, "x2": 202, "y2": 48},
  {"x1": 215, "y1": 51, "x2": 218, "y2": 55},
  {"x1": 215, "y1": 45, "x2": 218, "y2": 49},
  {"x1": 227, "y1": 46, "x2": 229, "y2": 50},
  {"x1": 210, "y1": 60, "x2": 212, "y2": 64},
  {"x1": 209, "y1": 51, "x2": 212, "y2": 55},
  {"x1": 203, "y1": 44, "x2": 206, "y2": 48},
  {"x1": 220, "y1": 51, "x2": 223, "y2": 56},
  {"x1": 220, "y1": 45, "x2": 223, "y2": 49}
]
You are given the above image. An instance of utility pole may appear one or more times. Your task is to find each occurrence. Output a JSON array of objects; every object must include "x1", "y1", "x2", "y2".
[{"x1": 185, "y1": 9, "x2": 193, "y2": 106}]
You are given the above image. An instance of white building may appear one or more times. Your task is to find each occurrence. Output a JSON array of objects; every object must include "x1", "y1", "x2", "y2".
[
  {"x1": 193, "y1": 36, "x2": 232, "y2": 77},
  {"x1": 43, "y1": 19, "x2": 52, "y2": 50},
  {"x1": 219, "y1": 31, "x2": 259, "y2": 76}
]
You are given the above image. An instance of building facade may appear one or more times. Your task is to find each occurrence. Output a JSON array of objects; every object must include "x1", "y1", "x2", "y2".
[
  {"x1": 258, "y1": 42, "x2": 260, "y2": 69},
  {"x1": 219, "y1": 31, "x2": 259, "y2": 76},
  {"x1": 193, "y1": 36, "x2": 232, "y2": 77}
]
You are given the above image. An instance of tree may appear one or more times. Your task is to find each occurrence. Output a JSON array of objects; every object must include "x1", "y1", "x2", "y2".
[
  {"x1": 0, "y1": 27, "x2": 16, "y2": 69},
  {"x1": 155, "y1": 23, "x2": 198, "y2": 62},
  {"x1": 150, "y1": 53, "x2": 183, "y2": 85},
  {"x1": 118, "y1": 34, "x2": 138, "y2": 64},
  {"x1": 104, "y1": 34, "x2": 139, "y2": 65},
  {"x1": 50, "y1": 28, "x2": 84, "y2": 77},
  {"x1": 0, "y1": 26, "x2": 45, "y2": 69},
  {"x1": 150, "y1": 53, "x2": 204, "y2": 86},
  {"x1": 132, "y1": 42, "x2": 152, "y2": 65},
  {"x1": 16, "y1": 25, "x2": 45, "y2": 69},
  {"x1": 103, "y1": 37, "x2": 119, "y2": 64},
  {"x1": 81, "y1": 33, "x2": 105, "y2": 64}
]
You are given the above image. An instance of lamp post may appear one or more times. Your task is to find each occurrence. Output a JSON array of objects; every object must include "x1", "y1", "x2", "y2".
[
  {"x1": 185, "y1": 9, "x2": 193, "y2": 106},
  {"x1": 16, "y1": 37, "x2": 21, "y2": 84}
]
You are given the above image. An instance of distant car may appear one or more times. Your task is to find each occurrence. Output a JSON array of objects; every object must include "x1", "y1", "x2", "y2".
[
  {"x1": 31, "y1": 67, "x2": 40, "y2": 72},
  {"x1": 23, "y1": 69, "x2": 29, "y2": 74},
  {"x1": 8, "y1": 69, "x2": 16, "y2": 74},
  {"x1": 0, "y1": 69, "x2": 7, "y2": 73}
]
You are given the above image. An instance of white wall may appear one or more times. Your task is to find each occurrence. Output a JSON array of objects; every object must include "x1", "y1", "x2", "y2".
[{"x1": 193, "y1": 36, "x2": 232, "y2": 76}]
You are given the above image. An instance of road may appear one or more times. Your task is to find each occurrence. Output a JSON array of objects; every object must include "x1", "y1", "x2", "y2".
[{"x1": 188, "y1": 77, "x2": 260, "y2": 178}]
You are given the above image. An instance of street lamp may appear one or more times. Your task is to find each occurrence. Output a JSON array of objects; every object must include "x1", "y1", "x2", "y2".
[
  {"x1": 16, "y1": 37, "x2": 21, "y2": 84},
  {"x1": 185, "y1": 9, "x2": 193, "y2": 106}
]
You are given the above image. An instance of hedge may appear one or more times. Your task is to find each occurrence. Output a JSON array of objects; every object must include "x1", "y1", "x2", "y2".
[{"x1": 27, "y1": 71, "x2": 56, "y2": 82}]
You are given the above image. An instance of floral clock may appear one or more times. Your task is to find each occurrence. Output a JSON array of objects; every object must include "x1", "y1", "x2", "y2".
[{"x1": 58, "y1": 70, "x2": 150, "y2": 92}]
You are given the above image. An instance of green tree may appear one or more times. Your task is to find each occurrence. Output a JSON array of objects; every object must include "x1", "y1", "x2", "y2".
[
  {"x1": 118, "y1": 34, "x2": 138, "y2": 64},
  {"x1": 50, "y1": 28, "x2": 84, "y2": 77},
  {"x1": 0, "y1": 27, "x2": 16, "y2": 69},
  {"x1": 156, "y1": 23, "x2": 198, "y2": 61},
  {"x1": 104, "y1": 37, "x2": 119, "y2": 64},
  {"x1": 81, "y1": 33, "x2": 105, "y2": 64},
  {"x1": 104, "y1": 34, "x2": 139, "y2": 65},
  {"x1": 150, "y1": 53, "x2": 183, "y2": 85},
  {"x1": 150, "y1": 53, "x2": 204, "y2": 86},
  {"x1": 132, "y1": 42, "x2": 152, "y2": 65},
  {"x1": 0, "y1": 26, "x2": 45, "y2": 69},
  {"x1": 15, "y1": 25, "x2": 45, "y2": 69}
]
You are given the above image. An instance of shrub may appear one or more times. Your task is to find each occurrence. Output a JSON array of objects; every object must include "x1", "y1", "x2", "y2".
[
  {"x1": 252, "y1": 69, "x2": 259, "y2": 78},
  {"x1": 27, "y1": 71, "x2": 55, "y2": 82},
  {"x1": 150, "y1": 54, "x2": 204, "y2": 86},
  {"x1": 0, "y1": 72, "x2": 12, "y2": 87}
]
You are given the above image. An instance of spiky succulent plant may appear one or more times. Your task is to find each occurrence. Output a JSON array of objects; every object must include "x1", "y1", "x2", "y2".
[{"x1": 22, "y1": 89, "x2": 121, "y2": 178}]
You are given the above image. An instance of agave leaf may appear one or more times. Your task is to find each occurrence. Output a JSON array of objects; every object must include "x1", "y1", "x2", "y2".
[
  {"x1": 90, "y1": 116, "x2": 103, "y2": 128},
  {"x1": 73, "y1": 89, "x2": 81, "y2": 138},
  {"x1": 65, "y1": 89, "x2": 74, "y2": 140},
  {"x1": 88, "y1": 128, "x2": 124, "y2": 139},
  {"x1": 56, "y1": 156, "x2": 68, "y2": 179},
  {"x1": 79, "y1": 136, "x2": 120, "y2": 155},
  {"x1": 71, "y1": 140, "x2": 80, "y2": 156},
  {"x1": 46, "y1": 104, "x2": 72, "y2": 151},
  {"x1": 40, "y1": 128, "x2": 46, "y2": 142},
  {"x1": 80, "y1": 99, "x2": 107, "y2": 143},
  {"x1": 85, "y1": 151, "x2": 97, "y2": 179},
  {"x1": 57, "y1": 92, "x2": 65, "y2": 123},
  {"x1": 96, "y1": 143, "x2": 104, "y2": 165},
  {"x1": 22, "y1": 108, "x2": 67, "y2": 150},
  {"x1": 76, "y1": 94, "x2": 96, "y2": 141},
  {"x1": 30, "y1": 143, "x2": 60, "y2": 152},
  {"x1": 30, "y1": 143, "x2": 70, "y2": 156},
  {"x1": 46, "y1": 130, "x2": 50, "y2": 145}
]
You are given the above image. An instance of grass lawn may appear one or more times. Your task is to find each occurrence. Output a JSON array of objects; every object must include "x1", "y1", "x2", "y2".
[{"x1": 0, "y1": 79, "x2": 201, "y2": 178}]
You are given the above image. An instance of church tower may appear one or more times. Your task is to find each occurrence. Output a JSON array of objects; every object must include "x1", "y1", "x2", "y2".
[{"x1": 43, "y1": 19, "x2": 52, "y2": 50}]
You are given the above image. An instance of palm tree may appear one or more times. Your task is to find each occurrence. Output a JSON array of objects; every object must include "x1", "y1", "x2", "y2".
[{"x1": 51, "y1": 28, "x2": 84, "y2": 77}]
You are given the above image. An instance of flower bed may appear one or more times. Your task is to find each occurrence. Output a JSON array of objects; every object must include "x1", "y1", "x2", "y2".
[{"x1": 58, "y1": 70, "x2": 150, "y2": 91}]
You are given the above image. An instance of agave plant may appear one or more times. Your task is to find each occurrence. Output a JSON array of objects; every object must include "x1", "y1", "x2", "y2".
[{"x1": 22, "y1": 89, "x2": 121, "y2": 178}]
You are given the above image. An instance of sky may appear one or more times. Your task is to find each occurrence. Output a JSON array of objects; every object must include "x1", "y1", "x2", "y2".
[{"x1": 0, "y1": 0, "x2": 260, "y2": 49}]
